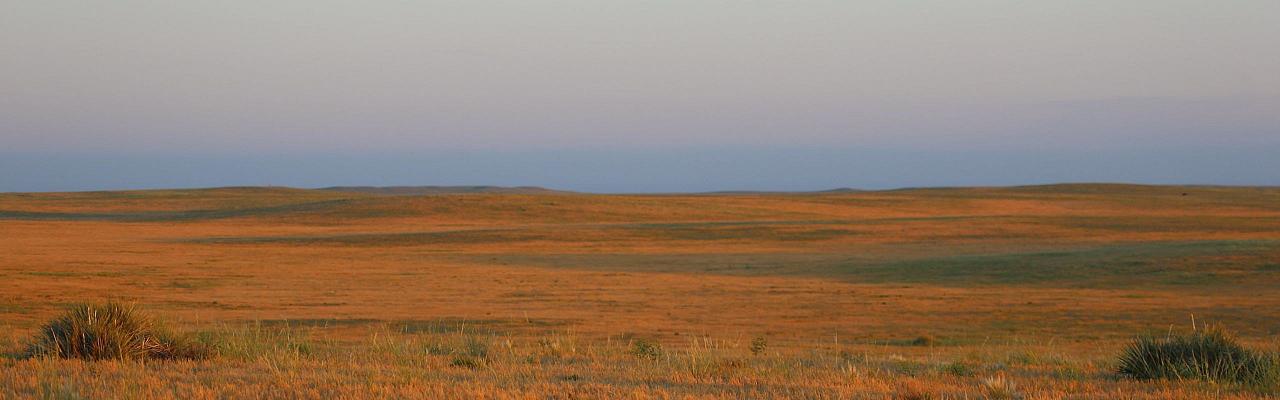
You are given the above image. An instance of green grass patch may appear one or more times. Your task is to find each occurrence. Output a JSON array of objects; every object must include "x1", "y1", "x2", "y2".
[
  {"x1": 0, "y1": 302, "x2": 31, "y2": 315},
  {"x1": 843, "y1": 240, "x2": 1280, "y2": 287},
  {"x1": 197, "y1": 322, "x2": 323, "y2": 360},
  {"x1": 455, "y1": 240, "x2": 1280, "y2": 287}
]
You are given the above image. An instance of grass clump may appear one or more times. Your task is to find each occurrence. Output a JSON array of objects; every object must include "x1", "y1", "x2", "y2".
[
  {"x1": 25, "y1": 302, "x2": 209, "y2": 361},
  {"x1": 981, "y1": 373, "x2": 1022, "y2": 400},
  {"x1": 629, "y1": 338, "x2": 663, "y2": 360},
  {"x1": 1117, "y1": 325, "x2": 1278, "y2": 388},
  {"x1": 750, "y1": 336, "x2": 767, "y2": 356},
  {"x1": 450, "y1": 355, "x2": 486, "y2": 369},
  {"x1": 943, "y1": 361, "x2": 972, "y2": 377}
]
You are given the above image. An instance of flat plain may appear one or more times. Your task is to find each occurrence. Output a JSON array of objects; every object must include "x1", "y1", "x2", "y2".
[{"x1": 2, "y1": 184, "x2": 1279, "y2": 399}]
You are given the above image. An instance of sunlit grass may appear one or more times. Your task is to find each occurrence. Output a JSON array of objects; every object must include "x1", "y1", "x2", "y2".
[{"x1": 3, "y1": 321, "x2": 1275, "y2": 398}]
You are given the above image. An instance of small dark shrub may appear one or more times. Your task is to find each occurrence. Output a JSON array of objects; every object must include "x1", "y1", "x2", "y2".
[
  {"x1": 1118, "y1": 326, "x2": 1278, "y2": 387},
  {"x1": 25, "y1": 302, "x2": 209, "y2": 361},
  {"x1": 750, "y1": 336, "x2": 767, "y2": 356},
  {"x1": 910, "y1": 335, "x2": 936, "y2": 347},
  {"x1": 629, "y1": 339, "x2": 662, "y2": 360}
]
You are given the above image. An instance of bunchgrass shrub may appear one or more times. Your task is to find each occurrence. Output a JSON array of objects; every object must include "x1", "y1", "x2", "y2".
[
  {"x1": 1118, "y1": 325, "x2": 1278, "y2": 388},
  {"x1": 25, "y1": 302, "x2": 209, "y2": 361},
  {"x1": 629, "y1": 338, "x2": 663, "y2": 360}
]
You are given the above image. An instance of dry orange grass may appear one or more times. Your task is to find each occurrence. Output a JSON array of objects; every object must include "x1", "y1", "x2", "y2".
[{"x1": 2, "y1": 184, "x2": 1279, "y2": 398}]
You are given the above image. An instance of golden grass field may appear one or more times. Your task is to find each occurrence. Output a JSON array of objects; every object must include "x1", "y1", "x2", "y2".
[{"x1": 2, "y1": 184, "x2": 1279, "y2": 399}]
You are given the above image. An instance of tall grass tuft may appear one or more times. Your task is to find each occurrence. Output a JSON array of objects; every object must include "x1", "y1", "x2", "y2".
[
  {"x1": 750, "y1": 336, "x2": 768, "y2": 356},
  {"x1": 1117, "y1": 325, "x2": 1278, "y2": 388},
  {"x1": 981, "y1": 373, "x2": 1022, "y2": 400},
  {"x1": 24, "y1": 302, "x2": 209, "y2": 361}
]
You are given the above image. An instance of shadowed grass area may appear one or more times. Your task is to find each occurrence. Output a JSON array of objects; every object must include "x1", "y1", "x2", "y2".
[
  {"x1": 453, "y1": 240, "x2": 1280, "y2": 287},
  {"x1": 186, "y1": 221, "x2": 863, "y2": 246},
  {"x1": 185, "y1": 213, "x2": 1280, "y2": 246},
  {"x1": 887, "y1": 184, "x2": 1280, "y2": 208},
  {"x1": 1037, "y1": 216, "x2": 1280, "y2": 234},
  {"x1": 0, "y1": 199, "x2": 361, "y2": 222},
  {"x1": 849, "y1": 240, "x2": 1280, "y2": 286},
  {"x1": 249, "y1": 318, "x2": 569, "y2": 335},
  {"x1": 189, "y1": 228, "x2": 539, "y2": 245}
]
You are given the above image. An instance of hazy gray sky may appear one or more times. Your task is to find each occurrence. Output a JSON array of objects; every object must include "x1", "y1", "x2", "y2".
[{"x1": 2, "y1": 1, "x2": 1278, "y2": 191}]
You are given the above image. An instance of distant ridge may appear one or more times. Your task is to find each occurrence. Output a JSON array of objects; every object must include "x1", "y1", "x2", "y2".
[
  {"x1": 699, "y1": 187, "x2": 866, "y2": 195},
  {"x1": 817, "y1": 187, "x2": 866, "y2": 193},
  {"x1": 318, "y1": 186, "x2": 571, "y2": 195}
]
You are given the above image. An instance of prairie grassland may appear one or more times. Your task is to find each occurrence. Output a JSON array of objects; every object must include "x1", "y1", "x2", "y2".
[
  {"x1": 2, "y1": 184, "x2": 1280, "y2": 398},
  {"x1": 2, "y1": 324, "x2": 1275, "y2": 399}
]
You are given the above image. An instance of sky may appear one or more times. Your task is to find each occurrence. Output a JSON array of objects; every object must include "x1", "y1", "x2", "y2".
[{"x1": 2, "y1": 0, "x2": 1278, "y2": 192}]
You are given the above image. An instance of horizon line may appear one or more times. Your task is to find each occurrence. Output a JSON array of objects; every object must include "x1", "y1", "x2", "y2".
[{"x1": 4, "y1": 182, "x2": 1278, "y2": 196}]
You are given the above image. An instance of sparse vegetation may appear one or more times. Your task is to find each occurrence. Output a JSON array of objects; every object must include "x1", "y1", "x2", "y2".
[
  {"x1": 8, "y1": 321, "x2": 1278, "y2": 398},
  {"x1": 1118, "y1": 325, "x2": 1278, "y2": 388},
  {"x1": 199, "y1": 321, "x2": 319, "y2": 360},
  {"x1": 24, "y1": 302, "x2": 208, "y2": 361}
]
